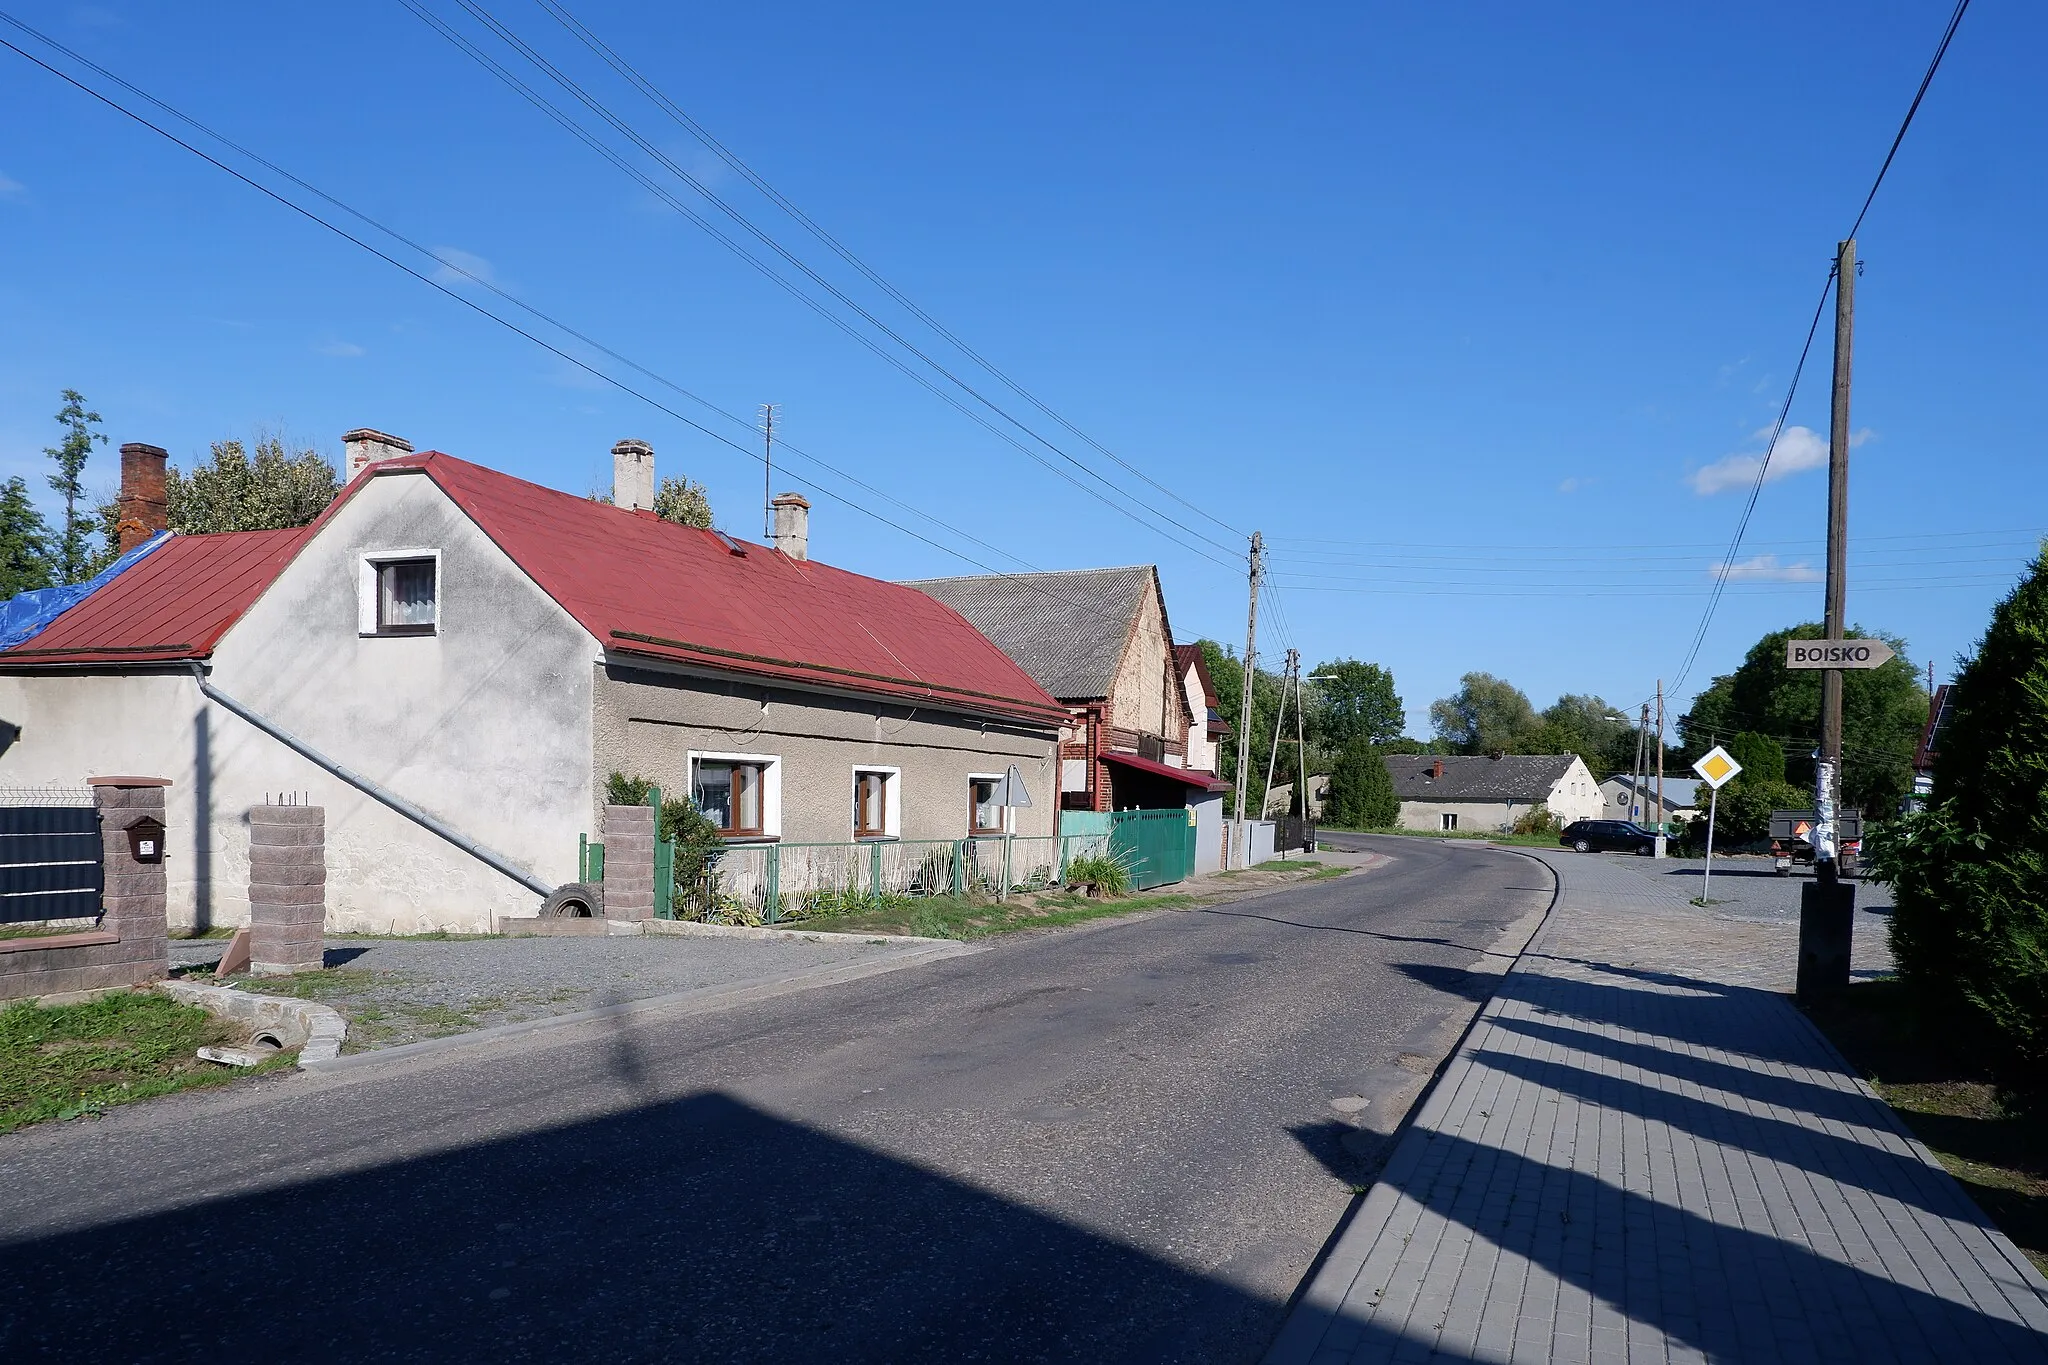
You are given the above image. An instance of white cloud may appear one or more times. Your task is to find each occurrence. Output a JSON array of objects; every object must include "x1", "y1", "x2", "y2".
[
  {"x1": 0, "y1": 173, "x2": 23, "y2": 198},
  {"x1": 1711, "y1": 554, "x2": 1824, "y2": 584},
  {"x1": 1557, "y1": 476, "x2": 1597, "y2": 494},
  {"x1": 429, "y1": 246, "x2": 496, "y2": 288},
  {"x1": 1688, "y1": 424, "x2": 1873, "y2": 495},
  {"x1": 314, "y1": 339, "x2": 366, "y2": 357}
]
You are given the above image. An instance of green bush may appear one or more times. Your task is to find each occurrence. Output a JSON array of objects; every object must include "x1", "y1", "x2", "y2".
[
  {"x1": 1063, "y1": 852, "x2": 1131, "y2": 897},
  {"x1": 1510, "y1": 803, "x2": 1558, "y2": 837},
  {"x1": 1325, "y1": 740, "x2": 1399, "y2": 828},
  {"x1": 1885, "y1": 544, "x2": 2048, "y2": 1076},
  {"x1": 1712, "y1": 778, "x2": 1808, "y2": 845}
]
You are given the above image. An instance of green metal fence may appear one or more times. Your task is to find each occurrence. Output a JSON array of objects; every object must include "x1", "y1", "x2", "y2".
[{"x1": 1109, "y1": 808, "x2": 1196, "y2": 890}]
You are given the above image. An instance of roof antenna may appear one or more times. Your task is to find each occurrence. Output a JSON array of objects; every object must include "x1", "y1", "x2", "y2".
[{"x1": 759, "y1": 403, "x2": 779, "y2": 541}]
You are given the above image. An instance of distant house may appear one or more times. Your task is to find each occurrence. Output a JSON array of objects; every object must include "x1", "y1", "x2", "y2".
[
  {"x1": 0, "y1": 432, "x2": 1065, "y2": 933},
  {"x1": 1172, "y1": 644, "x2": 1229, "y2": 777},
  {"x1": 1908, "y1": 683, "x2": 1953, "y2": 811},
  {"x1": 906, "y1": 566, "x2": 1229, "y2": 873},
  {"x1": 1385, "y1": 754, "x2": 1604, "y2": 834},
  {"x1": 1598, "y1": 775, "x2": 1702, "y2": 824}
]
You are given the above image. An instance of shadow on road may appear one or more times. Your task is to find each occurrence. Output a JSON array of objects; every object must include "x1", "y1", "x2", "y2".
[{"x1": 0, "y1": 1091, "x2": 1462, "y2": 1364}]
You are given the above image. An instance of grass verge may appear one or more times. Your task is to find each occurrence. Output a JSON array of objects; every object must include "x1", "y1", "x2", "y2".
[
  {"x1": 1801, "y1": 979, "x2": 2048, "y2": 1277},
  {"x1": 0, "y1": 990, "x2": 294, "y2": 1135},
  {"x1": 795, "y1": 890, "x2": 1202, "y2": 940}
]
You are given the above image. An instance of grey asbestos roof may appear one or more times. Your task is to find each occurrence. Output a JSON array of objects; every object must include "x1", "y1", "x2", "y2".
[
  {"x1": 903, "y1": 566, "x2": 1155, "y2": 701},
  {"x1": 1386, "y1": 754, "x2": 1578, "y2": 803},
  {"x1": 1605, "y1": 775, "x2": 1704, "y2": 809}
]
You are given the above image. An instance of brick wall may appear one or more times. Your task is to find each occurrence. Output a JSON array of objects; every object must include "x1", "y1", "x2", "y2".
[
  {"x1": 249, "y1": 805, "x2": 326, "y2": 975},
  {"x1": 601, "y1": 804, "x2": 654, "y2": 921},
  {"x1": 0, "y1": 778, "x2": 170, "y2": 1003}
]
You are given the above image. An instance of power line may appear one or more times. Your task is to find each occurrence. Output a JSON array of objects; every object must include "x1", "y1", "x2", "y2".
[
  {"x1": 0, "y1": 19, "x2": 1199, "y2": 637},
  {"x1": 398, "y1": 0, "x2": 1240, "y2": 568},
  {"x1": 1668, "y1": 3, "x2": 1972, "y2": 699},
  {"x1": 531, "y1": 0, "x2": 1245, "y2": 542}
]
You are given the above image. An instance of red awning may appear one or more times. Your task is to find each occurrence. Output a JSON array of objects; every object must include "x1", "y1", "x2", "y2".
[{"x1": 1103, "y1": 751, "x2": 1230, "y2": 792}]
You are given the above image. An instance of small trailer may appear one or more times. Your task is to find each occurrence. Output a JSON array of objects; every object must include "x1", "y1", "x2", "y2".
[{"x1": 1769, "y1": 808, "x2": 1862, "y2": 878}]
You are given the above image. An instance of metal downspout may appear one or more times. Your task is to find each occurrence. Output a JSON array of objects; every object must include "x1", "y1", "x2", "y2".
[{"x1": 187, "y1": 663, "x2": 553, "y2": 900}]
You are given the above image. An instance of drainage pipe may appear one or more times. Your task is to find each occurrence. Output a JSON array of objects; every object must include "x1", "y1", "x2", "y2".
[{"x1": 187, "y1": 663, "x2": 553, "y2": 899}]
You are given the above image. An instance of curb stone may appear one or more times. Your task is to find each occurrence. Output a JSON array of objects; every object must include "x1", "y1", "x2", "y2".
[{"x1": 158, "y1": 979, "x2": 347, "y2": 1066}]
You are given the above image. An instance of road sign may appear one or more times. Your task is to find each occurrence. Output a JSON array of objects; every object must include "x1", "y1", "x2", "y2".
[
  {"x1": 1785, "y1": 638, "x2": 1895, "y2": 670},
  {"x1": 1693, "y1": 746, "x2": 1743, "y2": 790}
]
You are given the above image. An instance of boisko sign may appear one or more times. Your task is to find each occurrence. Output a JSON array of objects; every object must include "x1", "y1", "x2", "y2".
[{"x1": 1784, "y1": 639, "x2": 1896, "y2": 670}]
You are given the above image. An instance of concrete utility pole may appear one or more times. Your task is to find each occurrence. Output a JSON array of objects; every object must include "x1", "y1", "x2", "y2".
[
  {"x1": 1654, "y1": 680, "x2": 1666, "y2": 828},
  {"x1": 1264, "y1": 648, "x2": 1298, "y2": 822},
  {"x1": 1632, "y1": 704, "x2": 1651, "y2": 822},
  {"x1": 1817, "y1": 240, "x2": 1855, "y2": 886},
  {"x1": 1295, "y1": 652, "x2": 1310, "y2": 828},
  {"x1": 1231, "y1": 533, "x2": 1263, "y2": 867}
]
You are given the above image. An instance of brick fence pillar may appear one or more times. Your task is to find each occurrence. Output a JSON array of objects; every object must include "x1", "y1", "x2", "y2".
[
  {"x1": 88, "y1": 776, "x2": 171, "y2": 987},
  {"x1": 600, "y1": 804, "x2": 654, "y2": 922},
  {"x1": 249, "y1": 805, "x2": 326, "y2": 975}
]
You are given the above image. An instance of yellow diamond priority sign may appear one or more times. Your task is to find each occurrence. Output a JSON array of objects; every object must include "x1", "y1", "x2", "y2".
[{"x1": 1693, "y1": 745, "x2": 1743, "y2": 791}]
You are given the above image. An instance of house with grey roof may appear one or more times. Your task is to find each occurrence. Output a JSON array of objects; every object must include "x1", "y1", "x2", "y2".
[
  {"x1": 1385, "y1": 754, "x2": 1604, "y2": 834},
  {"x1": 905, "y1": 565, "x2": 1226, "y2": 835},
  {"x1": 1599, "y1": 775, "x2": 1702, "y2": 824}
]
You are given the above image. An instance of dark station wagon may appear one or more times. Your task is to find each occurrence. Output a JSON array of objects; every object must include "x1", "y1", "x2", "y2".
[{"x1": 1558, "y1": 819, "x2": 1659, "y2": 856}]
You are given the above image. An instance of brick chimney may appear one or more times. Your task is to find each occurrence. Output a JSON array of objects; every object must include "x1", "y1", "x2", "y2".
[
  {"x1": 1429, "y1": 759, "x2": 1445, "y2": 780},
  {"x1": 344, "y1": 428, "x2": 412, "y2": 480},
  {"x1": 115, "y1": 443, "x2": 168, "y2": 552},
  {"x1": 771, "y1": 491, "x2": 810, "y2": 560},
  {"x1": 612, "y1": 439, "x2": 654, "y2": 512}
]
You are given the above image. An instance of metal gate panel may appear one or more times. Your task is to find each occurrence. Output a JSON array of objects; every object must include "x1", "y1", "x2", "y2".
[
  {"x1": 0, "y1": 806, "x2": 103, "y2": 923},
  {"x1": 1109, "y1": 809, "x2": 1196, "y2": 891}
]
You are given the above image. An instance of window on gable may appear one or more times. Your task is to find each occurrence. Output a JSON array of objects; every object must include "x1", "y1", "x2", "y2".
[{"x1": 360, "y1": 552, "x2": 439, "y2": 636}]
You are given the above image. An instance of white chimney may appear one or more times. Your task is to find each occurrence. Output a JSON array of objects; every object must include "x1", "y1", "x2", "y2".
[
  {"x1": 343, "y1": 428, "x2": 413, "y2": 480},
  {"x1": 612, "y1": 438, "x2": 654, "y2": 511},
  {"x1": 771, "y1": 491, "x2": 810, "y2": 560}
]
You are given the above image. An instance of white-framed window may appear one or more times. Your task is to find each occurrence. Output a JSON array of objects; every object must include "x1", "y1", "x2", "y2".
[
  {"x1": 852, "y1": 766, "x2": 901, "y2": 840},
  {"x1": 690, "y1": 751, "x2": 781, "y2": 840},
  {"x1": 358, "y1": 549, "x2": 441, "y2": 637},
  {"x1": 1441, "y1": 812, "x2": 1459, "y2": 832},
  {"x1": 969, "y1": 773, "x2": 1010, "y2": 836}
]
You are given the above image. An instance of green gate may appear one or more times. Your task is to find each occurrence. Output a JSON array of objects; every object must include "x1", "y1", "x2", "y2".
[{"x1": 1108, "y1": 808, "x2": 1195, "y2": 890}]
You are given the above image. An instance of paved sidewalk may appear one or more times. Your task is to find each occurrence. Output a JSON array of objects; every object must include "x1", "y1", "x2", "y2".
[{"x1": 1268, "y1": 849, "x2": 2048, "y2": 1364}]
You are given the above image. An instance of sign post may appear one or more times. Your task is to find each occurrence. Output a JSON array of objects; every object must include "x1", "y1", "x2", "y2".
[
  {"x1": 1784, "y1": 638, "x2": 1895, "y2": 670},
  {"x1": 1691, "y1": 746, "x2": 1744, "y2": 902}
]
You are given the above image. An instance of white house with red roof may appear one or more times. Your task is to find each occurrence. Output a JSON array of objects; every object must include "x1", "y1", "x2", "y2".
[{"x1": 0, "y1": 432, "x2": 1064, "y2": 933}]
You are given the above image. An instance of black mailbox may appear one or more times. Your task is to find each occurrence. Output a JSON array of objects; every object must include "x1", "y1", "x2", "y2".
[{"x1": 126, "y1": 816, "x2": 165, "y2": 864}]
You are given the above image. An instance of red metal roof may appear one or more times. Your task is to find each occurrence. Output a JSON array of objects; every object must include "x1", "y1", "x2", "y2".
[
  {"x1": 1, "y1": 451, "x2": 1062, "y2": 725},
  {"x1": 399, "y1": 453, "x2": 1064, "y2": 723},
  {"x1": 1103, "y1": 750, "x2": 1230, "y2": 791},
  {"x1": 0, "y1": 528, "x2": 311, "y2": 666}
]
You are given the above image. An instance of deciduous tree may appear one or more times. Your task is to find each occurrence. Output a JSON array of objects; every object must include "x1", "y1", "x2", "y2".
[
  {"x1": 1429, "y1": 672, "x2": 1539, "y2": 754},
  {"x1": 43, "y1": 389, "x2": 104, "y2": 584},
  {"x1": 1307, "y1": 658, "x2": 1404, "y2": 749},
  {"x1": 166, "y1": 434, "x2": 340, "y2": 534},
  {"x1": 651, "y1": 475, "x2": 714, "y2": 530}
]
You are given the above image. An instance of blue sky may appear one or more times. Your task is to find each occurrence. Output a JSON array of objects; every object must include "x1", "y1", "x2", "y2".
[{"x1": 2, "y1": 1, "x2": 2041, "y2": 737}]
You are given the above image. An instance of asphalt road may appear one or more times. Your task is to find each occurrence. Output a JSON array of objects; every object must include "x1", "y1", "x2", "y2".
[{"x1": 0, "y1": 838, "x2": 1551, "y2": 1364}]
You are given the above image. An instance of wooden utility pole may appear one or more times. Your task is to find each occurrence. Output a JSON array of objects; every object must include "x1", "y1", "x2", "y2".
[
  {"x1": 1817, "y1": 240, "x2": 1855, "y2": 884},
  {"x1": 1231, "y1": 533, "x2": 1263, "y2": 866}
]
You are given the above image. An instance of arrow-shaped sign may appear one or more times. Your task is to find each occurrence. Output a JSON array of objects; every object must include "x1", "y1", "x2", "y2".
[{"x1": 1785, "y1": 639, "x2": 1896, "y2": 670}]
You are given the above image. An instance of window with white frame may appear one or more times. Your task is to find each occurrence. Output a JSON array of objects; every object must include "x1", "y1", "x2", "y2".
[
  {"x1": 852, "y1": 766, "x2": 900, "y2": 840},
  {"x1": 691, "y1": 753, "x2": 779, "y2": 839},
  {"x1": 969, "y1": 774, "x2": 1007, "y2": 836},
  {"x1": 358, "y1": 550, "x2": 440, "y2": 636},
  {"x1": 1441, "y1": 812, "x2": 1459, "y2": 832}
]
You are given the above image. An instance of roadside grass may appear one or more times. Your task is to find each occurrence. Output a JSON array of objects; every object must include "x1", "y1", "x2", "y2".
[
  {"x1": 0, "y1": 990, "x2": 293, "y2": 1134},
  {"x1": 1801, "y1": 980, "x2": 2048, "y2": 1277},
  {"x1": 796, "y1": 889, "x2": 1204, "y2": 940}
]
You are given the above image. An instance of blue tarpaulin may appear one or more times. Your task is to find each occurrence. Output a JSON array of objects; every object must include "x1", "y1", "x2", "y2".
[{"x1": 0, "y1": 531, "x2": 171, "y2": 653}]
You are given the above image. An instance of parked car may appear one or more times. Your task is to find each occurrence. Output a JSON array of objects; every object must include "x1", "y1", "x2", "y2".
[{"x1": 1559, "y1": 820, "x2": 1658, "y2": 855}]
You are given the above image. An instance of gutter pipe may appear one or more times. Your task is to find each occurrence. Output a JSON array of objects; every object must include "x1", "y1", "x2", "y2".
[{"x1": 187, "y1": 662, "x2": 554, "y2": 900}]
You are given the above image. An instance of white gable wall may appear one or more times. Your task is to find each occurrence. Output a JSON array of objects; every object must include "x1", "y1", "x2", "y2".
[{"x1": 203, "y1": 469, "x2": 600, "y2": 931}]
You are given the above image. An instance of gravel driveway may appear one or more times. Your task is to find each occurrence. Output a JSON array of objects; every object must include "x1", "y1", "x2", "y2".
[{"x1": 167, "y1": 933, "x2": 930, "y2": 1053}]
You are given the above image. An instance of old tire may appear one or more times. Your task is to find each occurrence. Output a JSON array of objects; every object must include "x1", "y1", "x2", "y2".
[{"x1": 541, "y1": 882, "x2": 603, "y2": 918}]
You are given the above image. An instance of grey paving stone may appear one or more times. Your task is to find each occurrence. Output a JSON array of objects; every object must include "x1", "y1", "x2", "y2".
[{"x1": 1264, "y1": 849, "x2": 2048, "y2": 1365}]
